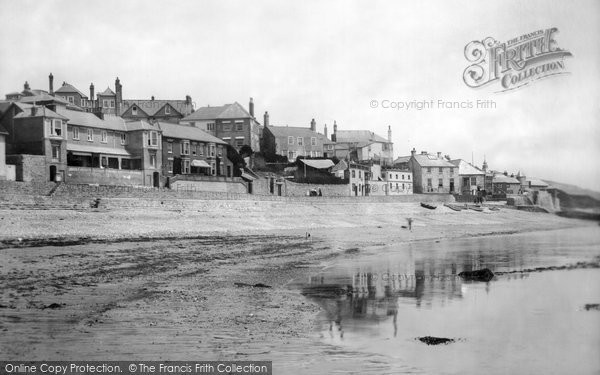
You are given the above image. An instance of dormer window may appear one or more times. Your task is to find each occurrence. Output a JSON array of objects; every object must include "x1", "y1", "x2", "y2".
[
  {"x1": 165, "y1": 105, "x2": 170, "y2": 115},
  {"x1": 132, "y1": 106, "x2": 138, "y2": 116}
]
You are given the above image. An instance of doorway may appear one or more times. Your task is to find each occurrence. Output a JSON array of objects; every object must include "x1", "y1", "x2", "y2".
[
  {"x1": 49, "y1": 165, "x2": 57, "y2": 182},
  {"x1": 153, "y1": 172, "x2": 160, "y2": 188}
]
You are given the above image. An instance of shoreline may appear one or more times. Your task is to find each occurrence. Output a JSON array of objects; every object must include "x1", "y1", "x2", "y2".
[{"x1": 0, "y1": 203, "x2": 597, "y2": 366}]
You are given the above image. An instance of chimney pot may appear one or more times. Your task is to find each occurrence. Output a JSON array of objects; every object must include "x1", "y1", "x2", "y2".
[
  {"x1": 437, "y1": 152, "x2": 442, "y2": 159},
  {"x1": 249, "y1": 97, "x2": 254, "y2": 117},
  {"x1": 49, "y1": 73, "x2": 54, "y2": 95},
  {"x1": 310, "y1": 118, "x2": 316, "y2": 131},
  {"x1": 263, "y1": 111, "x2": 269, "y2": 127}
]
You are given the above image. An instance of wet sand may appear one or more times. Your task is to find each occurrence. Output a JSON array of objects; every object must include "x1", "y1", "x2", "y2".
[{"x1": 0, "y1": 202, "x2": 594, "y2": 372}]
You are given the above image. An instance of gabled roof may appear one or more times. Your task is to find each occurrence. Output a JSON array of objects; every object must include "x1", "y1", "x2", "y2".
[
  {"x1": 267, "y1": 125, "x2": 321, "y2": 139},
  {"x1": 299, "y1": 159, "x2": 335, "y2": 169},
  {"x1": 98, "y1": 87, "x2": 116, "y2": 96},
  {"x1": 331, "y1": 160, "x2": 348, "y2": 172},
  {"x1": 55, "y1": 107, "x2": 126, "y2": 131},
  {"x1": 182, "y1": 102, "x2": 252, "y2": 121},
  {"x1": 158, "y1": 122, "x2": 226, "y2": 144},
  {"x1": 411, "y1": 153, "x2": 455, "y2": 167},
  {"x1": 121, "y1": 99, "x2": 193, "y2": 117},
  {"x1": 55, "y1": 83, "x2": 87, "y2": 98},
  {"x1": 449, "y1": 159, "x2": 484, "y2": 175},
  {"x1": 335, "y1": 130, "x2": 390, "y2": 144},
  {"x1": 492, "y1": 174, "x2": 520, "y2": 184},
  {"x1": 14, "y1": 104, "x2": 68, "y2": 120}
]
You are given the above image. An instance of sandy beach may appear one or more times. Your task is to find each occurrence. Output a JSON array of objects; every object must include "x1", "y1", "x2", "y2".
[{"x1": 0, "y1": 201, "x2": 595, "y2": 372}]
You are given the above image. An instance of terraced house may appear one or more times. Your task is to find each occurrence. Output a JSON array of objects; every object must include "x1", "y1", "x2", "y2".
[
  {"x1": 158, "y1": 122, "x2": 232, "y2": 182},
  {"x1": 261, "y1": 118, "x2": 328, "y2": 161},
  {"x1": 180, "y1": 98, "x2": 261, "y2": 153}
]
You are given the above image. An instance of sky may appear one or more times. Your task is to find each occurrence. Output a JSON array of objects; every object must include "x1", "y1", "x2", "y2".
[{"x1": 1, "y1": 0, "x2": 599, "y2": 191}]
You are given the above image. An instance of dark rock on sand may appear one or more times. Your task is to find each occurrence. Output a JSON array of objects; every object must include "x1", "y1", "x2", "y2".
[
  {"x1": 417, "y1": 336, "x2": 456, "y2": 345},
  {"x1": 458, "y1": 268, "x2": 494, "y2": 282},
  {"x1": 584, "y1": 304, "x2": 599, "y2": 311}
]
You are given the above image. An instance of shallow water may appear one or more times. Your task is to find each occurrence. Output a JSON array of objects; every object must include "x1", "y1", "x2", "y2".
[{"x1": 294, "y1": 226, "x2": 600, "y2": 374}]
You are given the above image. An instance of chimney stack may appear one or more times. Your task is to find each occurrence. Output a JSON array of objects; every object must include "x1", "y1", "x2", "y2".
[
  {"x1": 115, "y1": 77, "x2": 122, "y2": 114},
  {"x1": 332, "y1": 121, "x2": 338, "y2": 142},
  {"x1": 421, "y1": 151, "x2": 427, "y2": 155},
  {"x1": 324, "y1": 123, "x2": 328, "y2": 138},
  {"x1": 90, "y1": 83, "x2": 95, "y2": 101},
  {"x1": 151, "y1": 96, "x2": 155, "y2": 101},
  {"x1": 185, "y1": 95, "x2": 192, "y2": 105},
  {"x1": 437, "y1": 151, "x2": 442, "y2": 159},
  {"x1": 388, "y1": 125, "x2": 392, "y2": 142},
  {"x1": 31, "y1": 106, "x2": 37, "y2": 116},
  {"x1": 249, "y1": 97, "x2": 254, "y2": 117},
  {"x1": 24, "y1": 81, "x2": 30, "y2": 90},
  {"x1": 411, "y1": 148, "x2": 416, "y2": 156},
  {"x1": 310, "y1": 118, "x2": 316, "y2": 131},
  {"x1": 49, "y1": 73, "x2": 54, "y2": 95},
  {"x1": 264, "y1": 111, "x2": 269, "y2": 127}
]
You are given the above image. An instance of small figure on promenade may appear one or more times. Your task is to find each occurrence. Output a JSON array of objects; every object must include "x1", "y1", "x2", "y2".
[
  {"x1": 407, "y1": 217, "x2": 413, "y2": 231},
  {"x1": 318, "y1": 188, "x2": 322, "y2": 196}
]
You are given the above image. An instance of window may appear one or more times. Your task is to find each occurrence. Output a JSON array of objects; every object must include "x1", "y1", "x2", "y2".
[
  {"x1": 288, "y1": 136, "x2": 294, "y2": 145},
  {"x1": 408, "y1": 175, "x2": 411, "y2": 180},
  {"x1": 288, "y1": 151, "x2": 295, "y2": 160},
  {"x1": 198, "y1": 143, "x2": 204, "y2": 156},
  {"x1": 87, "y1": 128, "x2": 93, "y2": 141},
  {"x1": 352, "y1": 170, "x2": 356, "y2": 178},
  {"x1": 183, "y1": 159, "x2": 190, "y2": 174},
  {"x1": 50, "y1": 120, "x2": 62, "y2": 136},
  {"x1": 149, "y1": 154, "x2": 156, "y2": 168},
  {"x1": 311, "y1": 137, "x2": 316, "y2": 146},
  {"x1": 402, "y1": 174, "x2": 405, "y2": 180},
  {"x1": 103, "y1": 100, "x2": 109, "y2": 108},
  {"x1": 101, "y1": 130, "x2": 107, "y2": 143},
  {"x1": 149, "y1": 131, "x2": 158, "y2": 147},
  {"x1": 207, "y1": 123, "x2": 215, "y2": 131},
  {"x1": 110, "y1": 100, "x2": 115, "y2": 108},
  {"x1": 72, "y1": 126, "x2": 79, "y2": 140},
  {"x1": 450, "y1": 168, "x2": 454, "y2": 175},
  {"x1": 209, "y1": 144, "x2": 216, "y2": 157},
  {"x1": 211, "y1": 162, "x2": 216, "y2": 176},
  {"x1": 167, "y1": 159, "x2": 173, "y2": 173},
  {"x1": 236, "y1": 121, "x2": 243, "y2": 131},
  {"x1": 471, "y1": 177, "x2": 477, "y2": 185},
  {"x1": 427, "y1": 178, "x2": 432, "y2": 187},
  {"x1": 120, "y1": 133, "x2": 127, "y2": 145},
  {"x1": 359, "y1": 171, "x2": 362, "y2": 178},
  {"x1": 223, "y1": 122, "x2": 231, "y2": 131},
  {"x1": 52, "y1": 145, "x2": 60, "y2": 160},
  {"x1": 438, "y1": 178, "x2": 443, "y2": 188},
  {"x1": 439, "y1": 167, "x2": 443, "y2": 174},
  {"x1": 167, "y1": 142, "x2": 173, "y2": 153},
  {"x1": 67, "y1": 96, "x2": 74, "y2": 104},
  {"x1": 396, "y1": 174, "x2": 398, "y2": 180},
  {"x1": 165, "y1": 105, "x2": 170, "y2": 115},
  {"x1": 80, "y1": 99, "x2": 86, "y2": 107},
  {"x1": 191, "y1": 143, "x2": 197, "y2": 155},
  {"x1": 181, "y1": 141, "x2": 190, "y2": 155},
  {"x1": 132, "y1": 107, "x2": 138, "y2": 116},
  {"x1": 235, "y1": 139, "x2": 244, "y2": 148},
  {"x1": 217, "y1": 146, "x2": 222, "y2": 157},
  {"x1": 297, "y1": 137, "x2": 303, "y2": 146},
  {"x1": 427, "y1": 167, "x2": 431, "y2": 173}
]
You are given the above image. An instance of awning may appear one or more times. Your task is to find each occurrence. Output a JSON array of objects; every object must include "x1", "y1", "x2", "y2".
[
  {"x1": 301, "y1": 159, "x2": 335, "y2": 169},
  {"x1": 67, "y1": 143, "x2": 131, "y2": 156},
  {"x1": 241, "y1": 172, "x2": 256, "y2": 181},
  {"x1": 191, "y1": 159, "x2": 210, "y2": 168}
]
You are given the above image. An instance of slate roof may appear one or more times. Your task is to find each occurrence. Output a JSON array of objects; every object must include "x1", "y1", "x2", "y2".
[
  {"x1": 19, "y1": 94, "x2": 70, "y2": 105},
  {"x1": 335, "y1": 130, "x2": 389, "y2": 144},
  {"x1": 121, "y1": 99, "x2": 194, "y2": 117},
  {"x1": 394, "y1": 155, "x2": 411, "y2": 164},
  {"x1": 14, "y1": 104, "x2": 68, "y2": 120},
  {"x1": 266, "y1": 125, "x2": 321, "y2": 139},
  {"x1": 55, "y1": 107, "x2": 127, "y2": 131},
  {"x1": 528, "y1": 179, "x2": 549, "y2": 187},
  {"x1": 55, "y1": 83, "x2": 87, "y2": 98},
  {"x1": 182, "y1": 102, "x2": 252, "y2": 121},
  {"x1": 449, "y1": 159, "x2": 484, "y2": 175},
  {"x1": 492, "y1": 174, "x2": 520, "y2": 184},
  {"x1": 125, "y1": 119, "x2": 160, "y2": 132},
  {"x1": 411, "y1": 154, "x2": 456, "y2": 168},
  {"x1": 158, "y1": 122, "x2": 226, "y2": 144}
]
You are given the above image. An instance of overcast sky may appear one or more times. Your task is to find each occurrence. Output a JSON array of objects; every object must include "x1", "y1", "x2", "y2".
[{"x1": 1, "y1": 0, "x2": 598, "y2": 190}]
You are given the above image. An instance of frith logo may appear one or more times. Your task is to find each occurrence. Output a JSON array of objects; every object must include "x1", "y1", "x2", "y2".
[{"x1": 463, "y1": 28, "x2": 572, "y2": 92}]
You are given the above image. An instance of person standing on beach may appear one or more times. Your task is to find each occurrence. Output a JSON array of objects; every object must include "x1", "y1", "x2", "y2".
[{"x1": 407, "y1": 217, "x2": 413, "y2": 231}]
